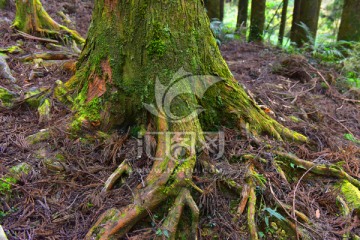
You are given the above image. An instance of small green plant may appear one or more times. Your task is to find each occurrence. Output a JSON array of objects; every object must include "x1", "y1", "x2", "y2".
[
  {"x1": 0, "y1": 207, "x2": 17, "y2": 220},
  {"x1": 297, "y1": 22, "x2": 350, "y2": 63},
  {"x1": 0, "y1": 177, "x2": 17, "y2": 194},
  {"x1": 87, "y1": 202, "x2": 94, "y2": 208},
  {"x1": 155, "y1": 228, "x2": 169, "y2": 238},
  {"x1": 344, "y1": 133, "x2": 360, "y2": 144},
  {"x1": 210, "y1": 19, "x2": 236, "y2": 45}
]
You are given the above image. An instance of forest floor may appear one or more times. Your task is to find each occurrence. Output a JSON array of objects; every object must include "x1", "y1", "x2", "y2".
[{"x1": 0, "y1": 1, "x2": 359, "y2": 239}]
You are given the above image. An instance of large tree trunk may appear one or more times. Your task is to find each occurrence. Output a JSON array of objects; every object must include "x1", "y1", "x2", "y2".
[
  {"x1": 248, "y1": 0, "x2": 266, "y2": 42},
  {"x1": 290, "y1": 0, "x2": 322, "y2": 47},
  {"x1": 204, "y1": 0, "x2": 224, "y2": 21},
  {"x1": 338, "y1": 0, "x2": 360, "y2": 42},
  {"x1": 236, "y1": 0, "x2": 249, "y2": 31},
  {"x1": 12, "y1": 0, "x2": 84, "y2": 44},
  {"x1": 64, "y1": 0, "x2": 306, "y2": 238},
  {"x1": 278, "y1": 0, "x2": 289, "y2": 46}
]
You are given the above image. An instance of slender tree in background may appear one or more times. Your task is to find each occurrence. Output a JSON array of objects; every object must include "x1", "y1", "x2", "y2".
[
  {"x1": 204, "y1": 0, "x2": 224, "y2": 21},
  {"x1": 60, "y1": 0, "x2": 306, "y2": 238},
  {"x1": 278, "y1": 0, "x2": 289, "y2": 46},
  {"x1": 12, "y1": 0, "x2": 84, "y2": 44},
  {"x1": 0, "y1": 0, "x2": 8, "y2": 9},
  {"x1": 338, "y1": 0, "x2": 360, "y2": 42},
  {"x1": 290, "y1": 0, "x2": 322, "y2": 47},
  {"x1": 236, "y1": 0, "x2": 249, "y2": 32},
  {"x1": 249, "y1": 0, "x2": 266, "y2": 42}
]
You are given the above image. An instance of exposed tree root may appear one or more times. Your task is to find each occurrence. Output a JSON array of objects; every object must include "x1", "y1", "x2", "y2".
[
  {"x1": 19, "y1": 51, "x2": 78, "y2": 62},
  {"x1": 85, "y1": 116, "x2": 202, "y2": 239},
  {"x1": 275, "y1": 151, "x2": 360, "y2": 188},
  {"x1": 14, "y1": 29, "x2": 59, "y2": 44},
  {"x1": 157, "y1": 188, "x2": 199, "y2": 240},
  {"x1": 247, "y1": 176, "x2": 258, "y2": 240},
  {"x1": 236, "y1": 184, "x2": 250, "y2": 216},
  {"x1": 0, "y1": 55, "x2": 17, "y2": 83},
  {"x1": 102, "y1": 161, "x2": 132, "y2": 193}
]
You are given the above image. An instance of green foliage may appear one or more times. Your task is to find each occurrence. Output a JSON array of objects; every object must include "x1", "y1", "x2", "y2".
[
  {"x1": 0, "y1": 177, "x2": 16, "y2": 194},
  {"x1": 295, "y1": 22, "x2": 347, "y2": 62},
  {"x1": 210, "y1": 20, "x2": 236, "y2": 45},
  {"x1": 285, "y1": 22, "x2": 359, "y2": 92},
  {"x1": 264, "y1": 207, "x2": 286, "y2": 221},
  {"x1": 0, "y1": 207, "x2": 17, "y2": 220},
  {"x1": 0, "y1": 87, "x2": 15, "y2": 107},
  {"x1": 261, "y1": 207, "x2": 288, "y2": 238},
  {"x1": 344, "y1": 133, "x2": 360, "y2": 144},
  {"x1": 341, "y1": 42, "x2": 360, "y2": 88},
  {"x1": 156, "y1": 229, "x2": 169, "y2": 238}
]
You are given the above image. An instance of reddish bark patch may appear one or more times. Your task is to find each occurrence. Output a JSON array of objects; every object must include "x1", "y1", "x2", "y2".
[
  {"x1": 87, "y1": 60, "x2": 112, "y2": 102},
  {"x1": 104, "y1": 0, "x2": 119, "y2": 11}
]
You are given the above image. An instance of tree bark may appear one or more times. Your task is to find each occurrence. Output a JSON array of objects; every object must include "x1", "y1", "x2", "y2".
[
  {"x1": 12, "y1": 0, "x2": 84, "y2": 44},
  {"x1": 290, "y1": 0, "x2": 322, "y2": 47},
  {"x1": 65, "y1": 0, "x2": 306, "y2": 238},
  {"x1": 249, "y1": 0, "x2": 266, "y2": 42},
  {"x1": 278, "y1": 0, "x2": 289, "y2": 46},
  {"x1": 204, "y1": 0, "x2": 224, "y2": 21},
  {"x1": 338, "y1": 0, "x2": 360, "y2": 42},
  {"x1": 236, "y1": 0, "x2": 249, "y2": 31}
]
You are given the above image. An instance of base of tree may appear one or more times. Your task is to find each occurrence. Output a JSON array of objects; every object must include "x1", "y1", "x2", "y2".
[{"x1": 12, "y1": 0, "x2": 84, "y2": 44}]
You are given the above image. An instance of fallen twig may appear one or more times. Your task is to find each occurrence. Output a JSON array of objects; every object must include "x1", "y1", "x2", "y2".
[{"x1": 14, "y1": 29, "x2": 59, "y2": 44}]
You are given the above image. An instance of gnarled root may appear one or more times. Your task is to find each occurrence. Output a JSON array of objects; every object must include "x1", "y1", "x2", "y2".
[
  {"x1": 102, "y1": 161, "x2": 132, "y2": 193},
  {"x1": 247, "y1": 176, "x2": 258, "y2": 240},
  {"x1": 275, "y1": 151, "x2": 360, "y2": 188},
  {"x1": 157, "y1": 188, "x2": 199, "y2": 240},
  {"x1": 86, "y1": 116, "x2": 201, "y2": 239}
]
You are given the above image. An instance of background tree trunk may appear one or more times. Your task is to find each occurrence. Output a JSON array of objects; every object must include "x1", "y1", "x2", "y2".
[
  {"x1": 204, "y1": 0, "x2": 224, "y2": 21},
  {"x1": 236, "y1": 0, "x2": 249, "y2": 32},
  {"x1": 278, "y1": 0, "x2": 289, "y2": 46},
  {"x1": 0, "y1": 0, "x2": 8, "y2": 9},
  {"x1": 249, "y1": 0, "x2": 266, "y2": 42},
  {"x1": 290, "y1": 0, "x2": 322, "y2": 47},
  {"x1": 12, "y1": 0, "x2": 84, "y2": 43},
  {"x1": 338, "y1": 0, "x2": 360, "y2": 42}
]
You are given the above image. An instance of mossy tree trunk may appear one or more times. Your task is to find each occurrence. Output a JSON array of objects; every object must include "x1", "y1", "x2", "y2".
[
  {"x1": 12, "y1": 0, "x2": 84, "y2": 44},
  {"x1": 204, "y1": 0, "x2": 224, "y2": 21},
  {"x1": 65, "y1": 0, "x2": 306, "y2": 238},
  {"x1": 338, "y1": 0, "x2": 360, "y2": 42},
  {"x1": 236, "y1": 0, "x2": 249, "y2": 32},
  {"x1": 278, "y1": 0, "x2": 289, "y2": 46},
  {"x1": 249, "y1": 0, "x2": 266, "y2": 42},
  {"x1": 290, "y1": 0, "x2": 322, "y2": 47}
]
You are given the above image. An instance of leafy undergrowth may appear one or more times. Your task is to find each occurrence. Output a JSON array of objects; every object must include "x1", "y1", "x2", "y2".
[{"x1": 1, "y1": 1, "x2": 360, "y2": 240}]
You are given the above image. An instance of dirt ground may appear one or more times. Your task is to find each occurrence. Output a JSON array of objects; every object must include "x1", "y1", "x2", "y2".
[{"x1": 0, "y1": 1, "x2": 359, "y2": 239}]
